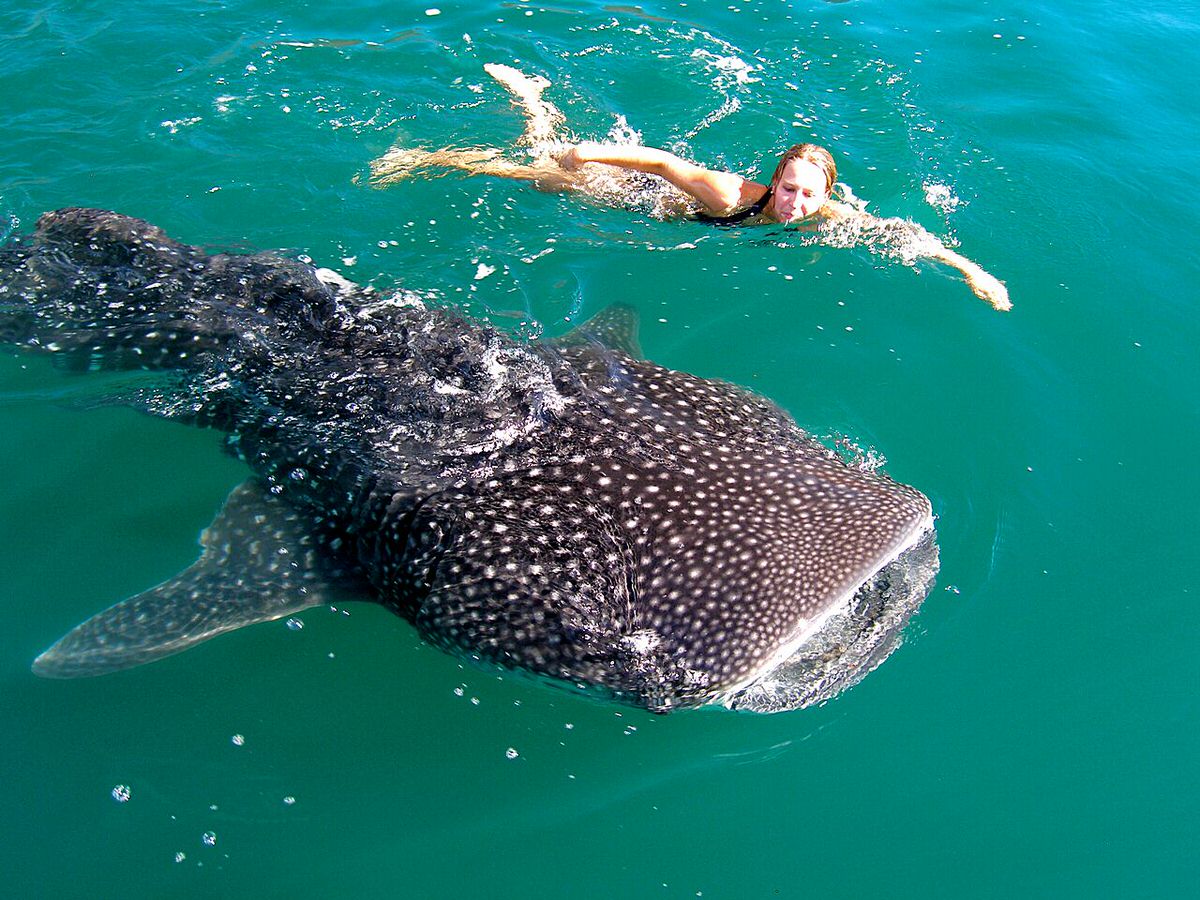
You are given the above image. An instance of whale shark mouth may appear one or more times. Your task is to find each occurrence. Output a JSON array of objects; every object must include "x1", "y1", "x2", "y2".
[{"x1": 720, "y1": 516, "x2": 939, "y2": 713}]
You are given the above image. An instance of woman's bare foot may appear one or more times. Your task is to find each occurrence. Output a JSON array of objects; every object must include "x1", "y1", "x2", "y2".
[{"x1": 484, "y1": 63, "x2": 550, "y2": 98}]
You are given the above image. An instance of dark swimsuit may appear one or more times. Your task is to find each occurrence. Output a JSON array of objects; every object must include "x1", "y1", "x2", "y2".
[{"x1": 693, "y1": 187, "x2": 773, "y2": 227}]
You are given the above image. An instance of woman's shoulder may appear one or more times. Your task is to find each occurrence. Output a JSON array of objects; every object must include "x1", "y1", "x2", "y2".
[{"x1": 678, "y1": 171, "x2": 760, "y2": 217}]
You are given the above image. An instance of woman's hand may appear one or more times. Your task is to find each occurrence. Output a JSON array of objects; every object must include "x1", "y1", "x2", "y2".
[
  {"x1": 964, "y1": 269, "x2": 1012, "y2": 311},
  {"x1": 934, "y1": 245, "x2": 1013, "y2": 312},
  {"x1": 556, "y1": 145, "x2": 587, "y2": 172}
]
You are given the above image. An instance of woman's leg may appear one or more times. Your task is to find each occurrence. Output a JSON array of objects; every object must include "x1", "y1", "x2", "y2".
[
  {"x1": 483, "y1": 63, "x2": 565, "y2": 149},
  {"x1": 368, "y1": 64, "x2": 574, "y2": 189},
  {"x1": 370, "y1": 146, "x2": 501, "y2": 185},
  {"x1": 369, "y1": 145, "x2": 577, "y2": 191}
]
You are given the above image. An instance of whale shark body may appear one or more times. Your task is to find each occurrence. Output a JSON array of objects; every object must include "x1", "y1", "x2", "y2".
[{"x1": 0, "y1": 209, "x2": 938, "y2": 712}]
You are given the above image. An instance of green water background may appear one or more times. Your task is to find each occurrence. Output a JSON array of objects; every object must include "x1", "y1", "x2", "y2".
[{"x1": 1, "y1": 0, "x2": 1196, "y2": 896}]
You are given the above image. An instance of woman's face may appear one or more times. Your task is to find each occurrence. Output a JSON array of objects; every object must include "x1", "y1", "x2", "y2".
[{"x1": 771, "y1": 159, "x2": 830, "y2": 222}]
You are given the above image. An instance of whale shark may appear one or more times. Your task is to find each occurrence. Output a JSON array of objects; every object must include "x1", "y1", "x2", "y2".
[{"x1": 0, "y1": 208, "x2": 938, "y2": 712}]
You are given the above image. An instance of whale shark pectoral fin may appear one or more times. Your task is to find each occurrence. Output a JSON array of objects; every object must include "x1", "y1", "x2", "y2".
[
  {"x1": 548, "y1": 303, "x2": 643, "y2": 359},
  {"x1": 33, "y1": 480, "x2": 356, "y2": 678}
]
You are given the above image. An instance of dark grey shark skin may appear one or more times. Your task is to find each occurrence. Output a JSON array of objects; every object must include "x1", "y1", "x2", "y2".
[{"x1": 0, "y1": 208, "x2": 938, "y2": 713}]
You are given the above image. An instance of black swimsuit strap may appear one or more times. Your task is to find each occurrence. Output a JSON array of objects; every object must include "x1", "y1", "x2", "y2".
[{"x1": 694, "y1": 187, "x2": 773, "y2": 226}]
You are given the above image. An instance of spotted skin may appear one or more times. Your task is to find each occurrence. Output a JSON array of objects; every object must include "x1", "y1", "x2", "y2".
[
  {"x1": 1, "y1": 209, "x2": 937, "y2": 712},
  {"x1": 398, "y1": 362, "x2": 933, "y2": 709}
]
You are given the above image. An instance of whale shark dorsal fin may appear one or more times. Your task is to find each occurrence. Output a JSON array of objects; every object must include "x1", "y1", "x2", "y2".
[
  {"x1": 33, "y1": 480, "x2": 356, "y2": 678},
  {"x1": 549, "y1": 303, "x2": 643, "y2": 359}
]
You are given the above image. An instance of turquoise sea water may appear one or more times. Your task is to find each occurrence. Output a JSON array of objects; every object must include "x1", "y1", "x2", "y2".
[{"x1": 1, "y1": 1, "x2": 1196, "y2": 896}]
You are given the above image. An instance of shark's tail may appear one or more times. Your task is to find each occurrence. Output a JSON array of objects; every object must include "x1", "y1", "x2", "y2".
[{"x1": 0, "y1": 207, "x2": 341, "y2": 374}]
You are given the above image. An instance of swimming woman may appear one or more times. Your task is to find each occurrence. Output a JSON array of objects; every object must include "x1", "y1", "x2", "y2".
[{"x1": 371, "y1": 64, "x2": 1010, "y2": 311}]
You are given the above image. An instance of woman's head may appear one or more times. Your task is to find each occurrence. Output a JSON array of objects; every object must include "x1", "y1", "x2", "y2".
[{"x1": 768, "y1": 143, "x2": 837, "y2": 222}]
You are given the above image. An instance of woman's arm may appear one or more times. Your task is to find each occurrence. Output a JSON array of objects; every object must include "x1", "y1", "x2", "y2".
[
  {"x1": 821, "y1": 202, "x2": 1011, "y2": 311},
  {"x1": 558, "y1": 142, "x2": 752, "y2": 214},
  {"x1": 926, "y1": 244, "x2": 1011, "y2": 311}
]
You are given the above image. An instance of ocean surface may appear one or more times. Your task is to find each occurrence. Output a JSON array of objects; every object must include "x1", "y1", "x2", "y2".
[{"x1": 1, "y1": 1, "x2": 1196, "y2": 896}]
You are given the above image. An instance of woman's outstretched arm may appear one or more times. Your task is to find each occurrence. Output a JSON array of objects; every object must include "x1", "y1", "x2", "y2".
[
  {"x1": 821, "y1": 202, "x2": 1011, "y2": 311},
  {"x1": 558, "y1": 142, "x2": 755, "y2": 215},
  {"x1": 925, "y1": 244, "x2": 1011, "y2": 311}
]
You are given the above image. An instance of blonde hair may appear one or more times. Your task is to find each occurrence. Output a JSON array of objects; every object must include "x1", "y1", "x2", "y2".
[{"x1": 769, "y1": 143, "x2": 837, "y2": 195}]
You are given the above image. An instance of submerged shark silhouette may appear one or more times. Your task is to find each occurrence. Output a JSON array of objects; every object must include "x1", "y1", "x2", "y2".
[{"x1": 0, "y1": 208, "x2": 938, "y2": 712}]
